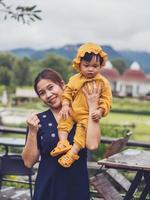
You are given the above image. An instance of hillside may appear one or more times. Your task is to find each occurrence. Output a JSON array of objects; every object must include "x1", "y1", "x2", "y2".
[{"x1": 2, "y1": 44, "x2": 150, "y2": 73}]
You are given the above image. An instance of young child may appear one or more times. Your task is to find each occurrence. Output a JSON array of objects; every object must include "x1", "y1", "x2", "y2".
[{"x1": 50, "y1": 42, "x2": 112, "y2": 167}]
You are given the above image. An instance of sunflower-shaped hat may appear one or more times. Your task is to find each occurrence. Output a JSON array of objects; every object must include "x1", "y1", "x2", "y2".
[{"x1": 72, "y1": 42, "x2": 108, "y2": 71}]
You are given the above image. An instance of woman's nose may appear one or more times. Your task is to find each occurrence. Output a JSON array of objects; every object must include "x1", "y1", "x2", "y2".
[{"x1": 46, "y1": 90, "x2": 52, "y2": 98}]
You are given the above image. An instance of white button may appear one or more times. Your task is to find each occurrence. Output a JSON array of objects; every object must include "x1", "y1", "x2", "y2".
[
  {"x1": 42, "y1": 115, "x2": 47, "y2": 118},
  {"x1": 51, "y1": 133, "x2": 56, "y2": 138},
  {"x1": 48, "y1": 123, "x2": 52, "y2": 127},
  {"x1": 41, "y1": 136, "x2": 43, "y2": 140},
  {"x1": 39, "y1": 124, "x2": 42, "y2": 128}
]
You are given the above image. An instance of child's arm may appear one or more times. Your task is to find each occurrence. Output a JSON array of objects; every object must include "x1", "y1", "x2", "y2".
[
  {"x1": 91, "y1": 108, "x2": 104, "y2": 122},
  {"x1": 60, "y1": 76, "x2": 76, "y2": 119},
  {"x1": 98, "y1": 77, "x2": 112, "y2": 117},
  {"x1": 60, "y1": 102, "x2": 71, "y2": 119}
]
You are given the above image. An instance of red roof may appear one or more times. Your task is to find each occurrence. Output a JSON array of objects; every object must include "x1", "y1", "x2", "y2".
[
  {"x1": 100, "y1": 67, "x2": 120, "y2": 81},
  {"x1": 120, "y1": 68, "x2": 149, "y2": 82}
]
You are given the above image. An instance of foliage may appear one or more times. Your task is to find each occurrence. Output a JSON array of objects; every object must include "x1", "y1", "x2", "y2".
[
  {"x1": 0, "y1": 0, "x2": 42, "y2": 24},
  {"x1": 111, "y1": 58, "x2": 128, "y2": 74},
  {"x1": 11, "y1": 57, "x2": 32, "y2": 86},
  {"x1": 112, "y1": 97, "x2": 150, "y2": 113},
  {"x1": 0, "y1": 53, "x2": 16, "y2": 69},
  {"x1": 39, "y1": 54, "x2": 73, "y2": 83},
  {"x1": 0, "y1": 66, "x2": 12, "y2": 86},
  {"x1": 0, "y1": 52, "x2": 74, "y2": 90}
]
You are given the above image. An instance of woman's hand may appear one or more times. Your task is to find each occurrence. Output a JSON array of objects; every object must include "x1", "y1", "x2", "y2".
[
  {"x1": 83, "y1": 81, "x2": 101, "y2": 150},
  {"x1": 23, "y1": 113, "x2": 40, "y2": 168},
  {"x1": 26, "y1": 113, "x2": 40, "y2": 134},
  {"x1": 82, "y1": 81, "x2": 101, "y2": 112}
]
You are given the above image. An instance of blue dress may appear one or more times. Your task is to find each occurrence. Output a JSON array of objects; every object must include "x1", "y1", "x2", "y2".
[{"x1": 32, "y1": 109, "x2": 90, "y2": 200}]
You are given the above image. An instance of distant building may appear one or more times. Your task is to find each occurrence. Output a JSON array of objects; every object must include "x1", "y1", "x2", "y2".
[
  {"x1": 14, "y1": 88, "x2": 38, "y2": 105},
  {"x1": 101, "y1": 61, "x2": 150, "y2": 98},
  {"x1": 116, "y1": 62, "x2": 150, "y2": 97},
  {"x1": 100, "y1": 61, "x2": 120, "y2": 94},
  {"x1": 1, "y1": 90, "x2": 8, "y2": 106}
]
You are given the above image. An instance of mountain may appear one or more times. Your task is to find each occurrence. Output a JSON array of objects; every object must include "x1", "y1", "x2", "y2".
[
  {"x1": 11, "y1": 48, "x2": 36, "y2": 58},
  {"x1": 119, "y1": 50, "x2": 150, "y2": 73},
  {"x1": 3, "y1": 44, "x2": 150, "y2": 73}
]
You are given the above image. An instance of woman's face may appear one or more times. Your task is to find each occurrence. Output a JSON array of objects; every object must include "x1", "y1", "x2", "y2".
[{"x1": 37, "y1": 79, "x2": 63, "y2": 110}]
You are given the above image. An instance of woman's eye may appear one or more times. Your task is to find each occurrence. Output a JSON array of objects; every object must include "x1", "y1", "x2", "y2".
[
  {"x1": 48, "y1": 85, "x2": 53, "y2": 90},
  {"x1": 39, "y1": 91, "x2": 45, "y2": 96}
]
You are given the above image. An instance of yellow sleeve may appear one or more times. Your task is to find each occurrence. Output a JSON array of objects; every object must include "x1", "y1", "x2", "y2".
[
  {"x1": 99, "y1": 77, "x2": 112, "y2": 117},
  {"x1": 61, "y1": 75, "x2": 78, "y2": 105}
]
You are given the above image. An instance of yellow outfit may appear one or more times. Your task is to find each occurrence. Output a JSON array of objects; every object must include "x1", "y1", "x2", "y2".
[
  {"x1": 57, "y1": 42, "x2": 112, "y2": 149},
  {"x1": 51, "y1": 42, "x2": 112, "y2": 167},
  {"x1": 58, "y1": 73, "x2": 112, "y2": 148}
]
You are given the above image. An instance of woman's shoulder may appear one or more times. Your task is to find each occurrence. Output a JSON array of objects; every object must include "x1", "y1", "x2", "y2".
[{"x1": 37, "y1": 109, "x2": 53, "y2": 121}]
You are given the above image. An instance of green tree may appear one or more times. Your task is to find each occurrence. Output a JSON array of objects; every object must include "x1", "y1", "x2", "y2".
[
  {"x1": 0, "y1": 66, "x2": 11, "y2": 86},
  {"x1": 39, "y1": 54, "x2": 73, "y2": 83},
  {"x1": 0, "y1": 53, "x2": 16, "y2": 69},
  {"x1": 111, "y1": 58, "x2": 128, "y2": 74},
  {"x1": 11, "y1": 58, "x2": 32, "y2": 86}
]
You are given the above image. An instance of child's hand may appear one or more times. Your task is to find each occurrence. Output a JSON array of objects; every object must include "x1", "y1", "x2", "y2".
[
  {"x1": 91, "y1": 109, "x2": 103, "y2": 122},
  {"x1": 60, "y1": 104, "x2": 71, "y2": 119}
]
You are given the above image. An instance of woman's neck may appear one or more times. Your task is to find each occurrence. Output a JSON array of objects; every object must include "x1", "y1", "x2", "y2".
[{"x1": 51, "y1": 108, "x2": 61, "y2": 123}]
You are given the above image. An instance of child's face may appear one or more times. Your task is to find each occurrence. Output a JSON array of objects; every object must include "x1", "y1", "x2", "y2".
[{"x1": 80, "y1": 55, "x2": 101, "y2": 78}]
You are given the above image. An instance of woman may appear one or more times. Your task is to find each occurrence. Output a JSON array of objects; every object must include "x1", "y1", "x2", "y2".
[{"x1": 22, "y1": 68, "x2": 101, "y2": 200}]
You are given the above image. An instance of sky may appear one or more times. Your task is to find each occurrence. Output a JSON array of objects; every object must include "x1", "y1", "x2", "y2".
[{"x1": 0, "y1": 0, "x2": 150, "y2": 52}]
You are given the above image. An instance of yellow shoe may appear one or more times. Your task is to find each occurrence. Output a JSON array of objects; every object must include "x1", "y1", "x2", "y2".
[
  {"x1": 50, "y1": 140, "x2": 72, "y2": 157},
  {"x1": 58, "y1": 150, "x2": 79, "y2": 168}
]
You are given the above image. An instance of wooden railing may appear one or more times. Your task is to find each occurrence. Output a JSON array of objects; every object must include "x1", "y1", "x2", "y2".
[
  {"x1": 0, "y1": 125, "x2": 150, "y2": 148},
  {"x1": 0, "y1": 126, "x2": 150, "y2": 199}
]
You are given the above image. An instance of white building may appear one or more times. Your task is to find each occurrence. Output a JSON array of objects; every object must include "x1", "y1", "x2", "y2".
[
  {"x1": 116, "y1": 62, "x2": 150, "y2": 97},
  {"x1": 100, "y1": 61, "x2": 150, "y2": 97},
  {"x1": 100, "y1": 61, "x2": 120, "y2": 95}
]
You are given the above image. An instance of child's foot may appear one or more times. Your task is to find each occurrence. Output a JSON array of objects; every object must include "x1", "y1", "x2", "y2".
[
  {"x1": 58, "y1": 150, "x2": 79, "y2": 168},
  {"x1": 50, "y1": 140, "x2": 72, "y2": 157}
]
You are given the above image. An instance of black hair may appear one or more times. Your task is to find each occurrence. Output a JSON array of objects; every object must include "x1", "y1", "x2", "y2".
[
  {"x1": 34, "y1": 68, "x2": 64, "y2": 96},
  {"x1": 81, "y1": 52, "x2": 103, "y2": 65}
]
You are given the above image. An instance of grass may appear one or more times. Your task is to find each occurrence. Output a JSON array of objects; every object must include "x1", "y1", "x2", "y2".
[
  {"x1": 1, "y1": 97, "x2": 150, "y2": 141},
  {"x1": 112, "y1": 97, "x2": 150, "y2": 112},
  {"x1": 101, "y1": 112, "x2": 150, "y2": 141}
]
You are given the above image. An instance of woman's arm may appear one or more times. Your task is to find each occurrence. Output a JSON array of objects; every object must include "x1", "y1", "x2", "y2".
[
  {"x1": 83, "y1": 82, "x2": 101, "y2": 150},
  {"x1": 22, "y1": 113, "x2": 40, "y2": 168}
]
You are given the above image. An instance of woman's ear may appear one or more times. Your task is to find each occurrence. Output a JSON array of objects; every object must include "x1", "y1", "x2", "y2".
[{"x1": 61, "y1": 80, "x2": 65, "y2": 89}]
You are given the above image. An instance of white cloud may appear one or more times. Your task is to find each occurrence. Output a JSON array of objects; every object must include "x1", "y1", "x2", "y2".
[{"x1": 0, "y1": 0, "x2": 150, "y2": 52}]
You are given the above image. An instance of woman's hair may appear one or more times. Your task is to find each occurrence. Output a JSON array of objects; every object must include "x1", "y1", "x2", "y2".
[
  {"x1": 34, "y1": 68, "x2": 64, "y2": 96},
  {"x1": 81, "y1": 52, "x2": 103, "y2": 65}
]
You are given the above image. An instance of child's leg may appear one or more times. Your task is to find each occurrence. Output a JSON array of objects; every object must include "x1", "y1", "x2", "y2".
[
  {"x1": 70, "y1": 142, "x2": 81, "y2": 155},
  {"x1": 50, "y1": 116, "x2": 74, "y2": 157},
  {"x1": 73, "y1": 122, "x2": 87, "y2": 149},
  {"x1": 58, "y1": 123, "x2": 87, "y2": 167}
]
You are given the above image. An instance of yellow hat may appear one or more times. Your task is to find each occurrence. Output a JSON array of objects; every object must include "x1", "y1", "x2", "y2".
[{"x1": 72, "y1": 42, "x2": 108, "y2": 71}]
